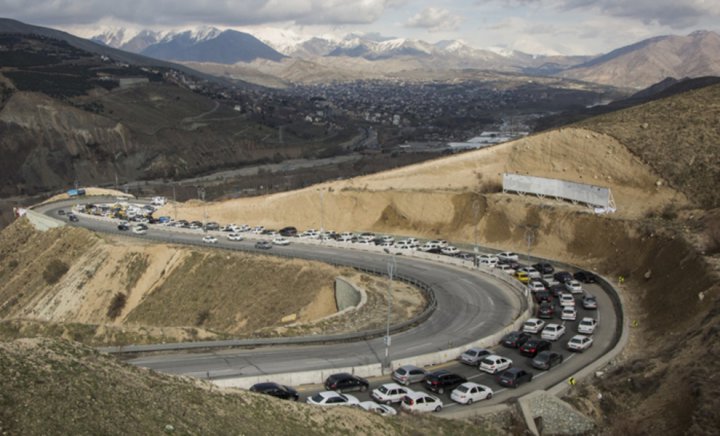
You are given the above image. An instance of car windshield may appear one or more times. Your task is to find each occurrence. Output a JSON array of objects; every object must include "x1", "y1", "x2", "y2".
[
  {"x1": 378, "y1": 386, "x2": 390, "y2": 394},
  {"x1": 310, "y1": 394, "x2": 324, "y2": 402},
  {"x1": 465, "y1": 350, "x2": 477, "y2": 357},
  {"x1": 456, "y1": 385, "x2": 469, "y2": 393},
  {"x1": 480, "y1": 358, "x2": 494, "y2": 365},
  {"x1": 396, "y1": 368, "x2": 407, "y2": 375}
]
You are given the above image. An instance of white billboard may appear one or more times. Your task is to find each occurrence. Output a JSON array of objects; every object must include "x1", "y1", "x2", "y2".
[{"x1": 502, "y1": 173, "x2": 615, "y2": 209}]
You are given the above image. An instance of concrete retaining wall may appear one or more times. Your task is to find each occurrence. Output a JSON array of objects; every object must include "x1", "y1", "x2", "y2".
[
  {"x1": 213, "y1": 363, "x2": 383, "y2": 390},
  {"x1": 25, "y1": 210, "x2": 65, "y2": 231},
  {"x1": 335, "y1": 277, "x2": 363, "y2": 311}
]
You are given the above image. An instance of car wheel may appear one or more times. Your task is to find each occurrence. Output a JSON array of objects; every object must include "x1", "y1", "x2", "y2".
[
  {"x1": 487, "y1": 392, "x2": 493, "y2": 399},
  {"x1": 336, "y1": 389, "x2": 342, "y2": 394},
  {"x1": 434, "y1": 405, "x2": 442, "y2": 412},
  {"x1": 438, "y1": 387, "x2": 444, "y2": 394},
  {"x1": 360, "y1": 385, "x2": 368, "y2": 392},
  {"x1": 467, "y1": 399, "x2": 473, "y2": 405},
  {"x1": 385, "y1": 400, "x2": 392, "y2": 406}
]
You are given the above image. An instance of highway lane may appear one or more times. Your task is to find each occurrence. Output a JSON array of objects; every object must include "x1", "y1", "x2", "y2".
[{"x1": 38, "y1": 199, "x2": 522, "y2": 379}]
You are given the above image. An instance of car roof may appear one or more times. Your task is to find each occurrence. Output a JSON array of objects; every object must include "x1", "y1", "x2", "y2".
[
  {"x1": 380, "y1": 383, "x2": 404, "y2": 390},
  {"x1": 397, "y1": 364, "x2": 423, "y2": 371},
  {"x1": 502, "y1": 367, "x2": 524, "y2": 375},
  {"x1": 405, "y1": 391, "x2": 434, "y2": 400},
  {"x1": 252, "y1": 382, "x2": 280, "y2": 389}
]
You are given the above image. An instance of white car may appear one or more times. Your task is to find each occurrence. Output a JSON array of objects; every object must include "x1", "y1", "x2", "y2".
[
  {"x1": 565, "y1": 279, "x2": 583, "y2": 294},
  {"x1": 379, "y1": 235, "x2": 395, "y2": 244},
  {"x1": 131, "y1": 225, "x2": 147, "y2": 235},
  {"x1": 251, "y1": 226, "x2": 265, "y2": 234},
  {"x1": 541, "y1": 323, "x2": 566, "y2": 341},
  {"x1": 227, "y1": 233, "x2": 243, "y2": 241},
  {"x1": 477, "y1": 254, "x2": 499, "y2": 265},
  {"x1": 357, "y1": 401, "x2": 397, "y2": 416},
  {"x1": 441, "y1": 246, "x2": 460, "y2": 255},
  {"x1": 306, "y1": 391, "x2": 360, "y2": 407},
  {"x1": 400, "y1": 391, "x2": 443, "y2": 413},
  {"x1": 405, "y1": 238, "x2": 420, "y2": 248},
  {"x1": 478, "y1": 355, "x2": 513, "y2": 374},
  {"x1": 357, "y1": 233, "x2": 375, "y2": 243},
  {"x1": 567, "y1": 335, "x2": 594, "y2": 352},
  {"x1": 522, "y1": 318, "x2": 546, "y2": 334},
  {"x1": 371, "y1": 383, "x2": 413, "y2": 405},
  {"x1": 450, "y1": 382, "x2": 493, "y2": 405},
  {"x1": 418, "y1": 241, "x2": 439, "y2": 252},
  {"x1": 561, "y1": 306, "x2": 577, "y2": 321},
  {"x1": 495, "y1": 264, "x2": 515, "y2": 275},
  {"x1": 518, "y1": 266, "x2": 541, "y2": 279},
  {"x1": 527, "y1": 281, "x2": 546, "y2": 292},
  {"x1": 202, "y1": 235, "x2": 218, "y2": 244},
  {"x1": 272, "y1": 237, "x2": 290, "y2": 246},
  {"x1": 578, "y1": 317, "x2": 598, "y2": 334},
  {"x1": 559, "y1": 293, "x2": 576, "y2": 307},
  {"x1": 393, "y1": 240, "x2": 413, "y2": 250},
  {"x1": 337, "y1": 232, "x2": 355, "y2": 242},
  {"x1": 497, "y1": 251, "x2": 519, "y2": 261}
]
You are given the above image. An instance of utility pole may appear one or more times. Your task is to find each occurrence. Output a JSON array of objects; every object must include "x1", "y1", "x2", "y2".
[
  {"x1": 172, "y1": 184, "x2": 177, "y2": 220},
  {"x1": 384, "y1": 253, "x2": 396, "y2": 372},
  {"x1": 198, "y1": 187, "x2": 206, "y2": 232},
  {"x1": 525, "y1": 225, "x2": 536, "y2": 266},
  {"x1": 319, "y1": 189, "x2": 325, "y2": 244}
]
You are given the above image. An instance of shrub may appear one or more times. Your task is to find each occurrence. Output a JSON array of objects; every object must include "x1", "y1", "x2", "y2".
[
  {"x1": 107, "y1": 293, "x2": 127, "y2": 320},
  {"x1": 43, "y1": 259, "x2": 69, "y2": 284},
  {"x1": 195, "y1": 309, "x2": 211, "y2": 326}
]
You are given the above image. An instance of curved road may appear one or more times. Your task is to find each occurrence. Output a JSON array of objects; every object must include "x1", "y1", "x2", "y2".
[{"x1": 36, "y1": 197, "x2": 620, "y2": 411}]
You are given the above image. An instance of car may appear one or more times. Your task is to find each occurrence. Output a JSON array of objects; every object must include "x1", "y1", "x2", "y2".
[
  {"x1": 188, "y1": 221, "x2": 202, "y2": 230},
  {"x1": 221, "y1": 224, "x2": 238, "y2": 232},
  {"x1": 393, "y1": 240, "x2": 413, "y2": 250},
  {"x1": 573, "y1": 270, "x2": 597, "y2": 283},
  {"x1": 533, "y1": 262, "x2": 555, "y2": 275},
  {"x1": 418, "y1": 241, "x2": 440, "y2": 252},
  {"x1": 495, "y1": 264, "x2": 515, "y2": 275},
  {"x1": 400, "y1": 391, "x2": 443, "y2": 413},
  {"x1": 251, "y1": 226, "x2": 265, "y2": 234},
  {"x1": 534, "y1": 290, "x2": 553, "y2": 304},
  {"x1": 519, "y1": 339, "x2": 552, "y2": 357},
  {"x1": 559, "y1": 293, "x2": 576, "y2": 307},
  {"x1": 249, "y1": 382, "x2": 299, "y2": 401},
  {"x1": 561, "y1": 306, "x2": 577, "y2": 321},
  {"x1": 537, "y1": 302, "x2": 555, "y2": 319},
  {"x1": 456, "y1": 252, "x2": 475, "y2": 261},
  {"x1": 531, "y1": 351, "x2": 564, "y2": 370},
  {"x1": 567, "y1": 334, "x2": 594, "y2": 352},
  {"x1": 497, "y1": 251, "x2": 520, "y2": 261},
  {"x1": 306, "y1": 391, "x2": 359, "y2": 407},
  {"x1": 254, "y1": 240, "x2": 272, "y2": 250},
  {"x1": 582, "y1": 295, "x2": 598, "y2": 310},
  {"x1": 227, "y1": 233, "x2": 243, "y2": 241},
  {"x1": 479, "y1": 355, "x2": 513, "y2": 374},
  {"x1": 357, "y1": 400, "x2": 397, "y2": 416},
  {"x1": 377, "y1": 235, "x2": 395, "y2": 245},
  {"x1": 441, "y1": 246, "x2": 460, "y2": 255},
  {"x1": 541, "y1": 323, "x2": 566, "y2": 341},
  {"x1": 425, "y1": 370, "x2": 467, "y2": 394},
  {"x1": 132, "y1": 225, "x2": 147, "y2": 235},
  {"x1": 549, "y1": 284, "x2": 567, "y2": 298},
  {"x1": 279, "y1": 226, "x2": 297, "y2": 237},
  {"x1": 514, "y1": 271, "x2": 530, "y2": 284},
  {"x1": 477, "y1": 254, "x2": 499, "y2": 266},
  {"x1": 500, "y1": 331, "x2": 532, "y2": 348},
  {"x1": 496, "y1": 368, "x2": 533, "y2": 388},
  {"x1": 522, "y1": 318, "x2": 546, "y2": 334},
  {"x1": 392, "y1": 365, "x2": 427, "y2": 386},
  {"x1": 458, "y1": 347, "x2": 491, "y2": 365},
  {"x1": 356, "y1": 232, "x2": 375, "y2": 243},
  {"x1": 324, "y1": 373, "x2": 369, "y2": 393},
  {"x1": 272, "y1": 237, "x2": 291, "y2": 246},
  {"x1": 528, "y1": 281, "x2": 546, "y2": 292},
  {"x1": 564, "y1": 280, "x2": 583, "y2": 294},
  {"x1": 67, "y1": 213, "x2": 79, "y2": 222},
  {"x1": 117, "y1": 222, "x2": 130, "y2": 231},
  {"x1": 204, "y1": 222, "x2": 220, "y2": 231},
  {"x1": 57, "y1": 209, "x2": 66, "y2": 216},
  {"x1": 553, "y1": 271, "x2": 573, "y2": 283},
  {"x1": 518, "y1": 266, "x2": 541, "y2": 279},
  {"x1": 371, "y1": 383, "x2": 413, "y2": 405},
  {"x1": 337, "y1": 232, "x2": 355, "y2": 242},
  {"x1": 450, "y1": 382, "x2": 493, "y2": 405},
  {"x1": 578, "y1": 317, "x2": 598, "y2": 334},
  {"x1": 202, "y1": 235, "x2": 218, "y2": 244}
]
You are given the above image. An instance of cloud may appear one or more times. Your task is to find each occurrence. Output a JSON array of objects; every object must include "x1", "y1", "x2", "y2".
[
  {"x1": 561, "y1": 0, "x2": 720, "y2": 29},
  {"x1": 405, "y1": 7, "x2": 462, "y2": 32},
  {"x1": 0, "y1": 0, "x2": 396, "y2": 27}
]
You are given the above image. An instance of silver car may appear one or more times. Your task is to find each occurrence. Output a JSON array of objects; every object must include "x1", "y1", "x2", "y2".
[
  {"x1": 391, "y1": 365, "x2": 427, "y2": 386},
  {"x1": 458, "y1": 347, "x2": 491, "y2": 365}
]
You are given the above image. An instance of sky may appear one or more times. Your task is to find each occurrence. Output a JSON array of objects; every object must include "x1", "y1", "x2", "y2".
[{"x1": 1, "y1": 0, "x2": 719, "y2": 55}]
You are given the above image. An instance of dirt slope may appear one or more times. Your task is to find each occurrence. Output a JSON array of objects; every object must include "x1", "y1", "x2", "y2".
[{"x1": 0, "y1": 337, "x2": 487, "y2": 436}]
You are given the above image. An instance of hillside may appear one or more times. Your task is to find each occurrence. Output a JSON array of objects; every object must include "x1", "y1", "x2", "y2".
[
  {"x1": 164, "y1": 84, "x2": 720, "y2": 433},
  {"x1": 559, "y1": 30, "x2": 720, "y2": 88},
  {"x1": 0, "y1": 337, "x2": 487, "y2": 435},
  {"x1": 0, "y1": 220, "x2": 422, "y2": 346}
]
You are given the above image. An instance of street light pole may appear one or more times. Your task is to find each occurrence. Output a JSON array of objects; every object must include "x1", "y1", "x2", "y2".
[
  {"x1": 525, "y1": 226, "x2": 536, "y2": 266},
  {"x1": 384, "y1": 252, "x2": 396, "y2": 372}
]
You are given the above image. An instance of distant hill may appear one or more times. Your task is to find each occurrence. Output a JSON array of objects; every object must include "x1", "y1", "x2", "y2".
[{"x1": 559, "y1": 31, "x2": 720, "y2": 88}]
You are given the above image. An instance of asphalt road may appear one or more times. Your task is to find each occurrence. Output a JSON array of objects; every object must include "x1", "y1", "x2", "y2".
[{"x1": 37, "y1": 197, "x2": 619, "y2": 413}]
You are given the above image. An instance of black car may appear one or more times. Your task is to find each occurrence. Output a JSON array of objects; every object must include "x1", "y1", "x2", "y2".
[
  {"x1": 553, "y1": 271, "x2": 573, "y2": 283},
  {"x1": 574, "y1": 270, "x2": 597, "y2": 283},
  {"x1": 204, "y1": 222, "x2": 221, "y2": 231},
  {"x1": 425, "y1": 370, "x2": 467, "y2": 394},
  {"x1": 537, "y1": 302, "x2": 554, "y2": 319},
  {"x1": 519, "y1": 339, "x2": 552, "y2": 357},
  {"x1": 117, "y1": 223, "x2": 130, "y2": 231},
  {"x1": 57, "y1": 209, "x2": 66, "y2": 216},
  {"x1": 279, "y1": 226, "x2": 298, "y2": 237},
  {"x1": 549, "y1": 284, "x2": 567, "y2": 298},
  {"x1": 497, "y1": 368, "x2": 533, "y2": 388},
  {"x1": 531, "y1": 351, "x2": 564, "y2": 370},
  {"x1": 249, "y1": 382, "x2": 299, "y2": 401},
  {"x1": 324, "y1": 373, "x2": 369, "y2": 393},
  {"x1": 67, "y1": 213, "x2": 79, "y2": 222},
  {"x1": 500, "y1": 331, "x2": 531, "y2": 349},
  {"x1": 533, "y1": 262, "x2": 555, "y2": 275}
]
